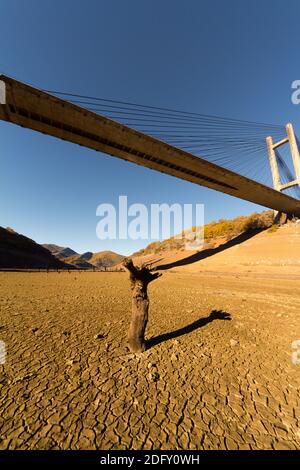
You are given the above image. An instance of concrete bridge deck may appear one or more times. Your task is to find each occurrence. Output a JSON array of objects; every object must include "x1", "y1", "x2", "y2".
[{"x1": 1, "y1": 75, "x2": 300, "y2": 217}]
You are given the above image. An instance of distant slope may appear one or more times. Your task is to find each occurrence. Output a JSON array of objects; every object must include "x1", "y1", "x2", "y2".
[
  {"x1": 64, "y1": 255, "x2": 95, "y2": 270},
  {"x1": 42, "y1": 244, "x2": 124, "y2": 270},
  {"x1": 89, "y1": 251, "x2": 125, "y2": 268},
  {"x1": 42, "y1": 244, "x2": 64, "y2": 253},
  {"x1": 132, "y1": 211, "x2": 274, "y2": 259},
  {"x1": 129, "y1": 212, "x2": 300, "y2": 275},
  {"x1": 175, "y1": 222, "x2": 300, "y2": 274},
  {"x1": 80, "y1": 252, "x2": 93, "y2": 261},
  {"x1": 0, "y1": 228, "x2": 70, "y2": 269},
  {"x1": 128, "y1": 211, "x2": 281, "y2": 270},
  {"x1": 43, "y1": 244, "x2": 78, "y2": 259}
]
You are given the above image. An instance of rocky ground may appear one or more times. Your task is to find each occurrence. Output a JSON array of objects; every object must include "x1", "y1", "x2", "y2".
[{"x1": 1, "y1": 270, "x2": 300, "y2": 450}]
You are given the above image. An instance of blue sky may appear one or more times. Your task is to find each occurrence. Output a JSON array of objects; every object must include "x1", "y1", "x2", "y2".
[{"x1": 1, "y1": 0, "x2": 300, "y2": 255}]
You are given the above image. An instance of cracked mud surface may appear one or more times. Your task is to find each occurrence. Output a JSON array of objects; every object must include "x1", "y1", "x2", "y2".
[{"x1": 0, "y1": 271, "x2": 300, "y2": 450}]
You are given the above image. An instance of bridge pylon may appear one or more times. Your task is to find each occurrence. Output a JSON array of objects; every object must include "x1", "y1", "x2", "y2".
[{"x1": 266, "y1": 123, "x2": 300, "y2": 223}]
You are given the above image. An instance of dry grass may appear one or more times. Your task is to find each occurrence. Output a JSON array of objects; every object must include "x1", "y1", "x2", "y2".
[{"x1": 133, "y1": 211, "x2": 274, "y2": 256}]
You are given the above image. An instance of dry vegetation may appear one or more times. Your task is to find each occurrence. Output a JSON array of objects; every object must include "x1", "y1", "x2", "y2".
[{"x1": 133, "y1": 211, "x2": 274, "y2": 256}]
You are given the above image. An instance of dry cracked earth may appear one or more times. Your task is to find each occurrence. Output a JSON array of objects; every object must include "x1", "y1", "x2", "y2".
[{"x1": 0, "y1": 271, "x2": 300, "y2": 450}]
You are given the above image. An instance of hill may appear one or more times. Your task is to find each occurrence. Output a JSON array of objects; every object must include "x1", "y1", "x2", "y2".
[
  {"x1": 129, "y1": 211, "x2": 300, "y2": 275},
  {"x1": 43, "y1": 244, "x2": 96, "y2": 269},
  {"x1": 43, "y1": 244, "x2": 78, "y2": 259},
  {"x1": 133, "y1": 210, "x2": 275, "y2": 259},
  {"x1": 0, "y1": 227, "x2": 70, "y2": 269},
  {"x1": 42, "y1": 243, "x2": 124, "y2": 270},
  {"x1": 174, "y1": 221, "x2": 300, "y2": 275},
  {"x1": 63, "y1": 251, "x2": 124, "y2": 269},
  {"x1": 63, "y1": 255, "x2": 95, "y2": 270},
  {"x1": 80, "y1": 252, "x2": 93, "y2": 261},
  {"x1": 88, "y1": 251, "x2": 124, "y2": 269}
]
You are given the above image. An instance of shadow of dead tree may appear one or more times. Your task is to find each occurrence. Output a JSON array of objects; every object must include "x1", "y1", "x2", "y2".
[
  {"x1": 147, "y1": 310, "x2": 231, "y2": 349},
  {"x1": 156, "y1": 229, "x2": 263, "y2": 271}
]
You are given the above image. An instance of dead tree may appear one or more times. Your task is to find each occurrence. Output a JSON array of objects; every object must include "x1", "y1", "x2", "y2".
[{"x1": 123, "y1": 258, "x2": 161, "y2": 353}]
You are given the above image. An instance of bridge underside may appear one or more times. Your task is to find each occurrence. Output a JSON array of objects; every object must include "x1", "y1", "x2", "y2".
[{"x1": 1, "y1": 74, "x2": 300, "y2": 217}]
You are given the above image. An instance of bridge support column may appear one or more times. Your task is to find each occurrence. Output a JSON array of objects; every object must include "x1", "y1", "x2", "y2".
[
  {"x1": 266, "y1": 123, "x2": 300, "y2": 223},
  {"x1": 266, "y1": 136, "x2": 281, "y2": 191},
  {"x1": 274, "y1": 212, "x2": 288, "y2": 225},
  {"x1": 286, "y1": 123, "x2": 300, "y2": 185}
]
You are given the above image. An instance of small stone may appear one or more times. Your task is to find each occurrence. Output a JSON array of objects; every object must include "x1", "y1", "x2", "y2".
[
  {"x1": 148, "y1": 362, "x2": 157, "y2": 369},
  {"x1": 171, "y1": 353, "x2": 178, "y2": 361},
  {"x1": 82, "y1": 428, "x2": 95, "y2": 441},
  {"x1": 230, "y1": 339, "x2": 238, "y2": 347},
  {"x1": 13, "y1": 373, "x2": 35, "y2": 383},
  {"x1": 148, "y1": 371, "x2": 160, "y2": 382},
  {"x1": 124, "y1": 353, "x2": 135, "y2": 361},
  {"x1": 63, "y1": 331, "x2": 71, "y2": 336},
  {"x1": 32, "y1": 327, "x2": 39, "y2": 333},
  {"x1": 94, "y1": 333, "x2": 104, "y2": 340}
]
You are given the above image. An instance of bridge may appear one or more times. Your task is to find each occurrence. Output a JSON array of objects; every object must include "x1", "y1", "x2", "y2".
[{"x1": 1, "y1": 74, "x2": 300, "y2": 217}]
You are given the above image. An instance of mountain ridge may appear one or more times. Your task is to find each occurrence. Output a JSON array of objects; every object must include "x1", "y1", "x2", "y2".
[
  {"x1": 0, "y1": 227, "x2": 70, "y2": 269},
  {"x1": 43, "y1": 244, "x2": 124, "y2": 269}
]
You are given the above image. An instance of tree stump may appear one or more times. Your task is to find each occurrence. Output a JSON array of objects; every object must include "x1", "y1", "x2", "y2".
[{"x1": 123, "y1": 258, "x2": 161, "y2": 353}]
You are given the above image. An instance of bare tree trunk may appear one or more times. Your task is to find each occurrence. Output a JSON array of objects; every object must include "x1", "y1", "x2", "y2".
[{"x1": 123, "y1": 258, "x2": 161, "y2": 353}]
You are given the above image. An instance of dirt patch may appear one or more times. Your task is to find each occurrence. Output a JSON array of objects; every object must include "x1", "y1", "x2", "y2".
[{"x1": 0, "y1": 271, "x2": 300, "y2": 449}]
